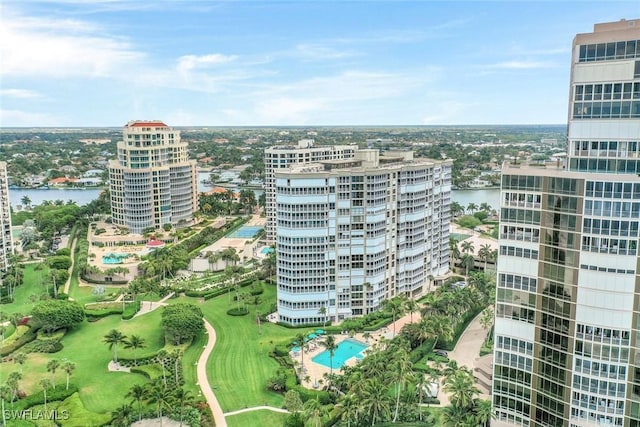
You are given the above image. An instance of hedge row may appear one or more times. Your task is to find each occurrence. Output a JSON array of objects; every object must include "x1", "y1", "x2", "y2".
[
  {"x1": 227, "y1": 308, "x2": 249, "y2": 316},
  {"x1": 122, "y1": 301, "x2": 141, "y2": 320},
  {"x1": 438, "y1": 306, "x2": 484, "y2": 351},
  {"x1": 0, "y1": 326, "x2": 38, "y2": 357},
  {"x1": 85, "y1": 307, "x2": 123, "y2": 322},
  {"x1": 12, "y1": 384, "x2": 79, "y2": 411}
]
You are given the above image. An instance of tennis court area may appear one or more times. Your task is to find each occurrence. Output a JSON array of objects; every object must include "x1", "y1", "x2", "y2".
[{"x1": 227, "y1": 226, "x2": 263, "y2": 239}]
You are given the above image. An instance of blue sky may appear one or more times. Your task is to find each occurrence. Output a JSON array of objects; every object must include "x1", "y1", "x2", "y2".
[{"x1": 1, "y1": 1, "x2": 639, "y2": 127}]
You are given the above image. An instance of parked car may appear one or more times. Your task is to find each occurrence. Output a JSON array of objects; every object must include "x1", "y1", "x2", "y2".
[{"x1": 434, "y1": 350, "x2": 448, "y2": 358}]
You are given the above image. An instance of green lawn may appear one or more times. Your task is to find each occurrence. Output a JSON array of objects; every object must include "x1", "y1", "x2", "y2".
[
  {"x1": 2, "y1": 263, "x2": 51, "y2": 315},
  {"x1": 226, "y1": 409, "x2": 289, "y2": 427},
  {"x1": 0, "y1": 310, "x2": 167, "y2": 415},
  {"x1": 189, "y1": 283, "x2": 313, "y2": 412}
]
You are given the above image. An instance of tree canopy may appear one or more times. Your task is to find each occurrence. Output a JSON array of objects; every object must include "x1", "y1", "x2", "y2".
[
  {"x1": 161, "y1": 303, "x2": 204, "y2": 345},
  {"x1": 31, "y1": 300, "x2": 85, "y2": 333}
]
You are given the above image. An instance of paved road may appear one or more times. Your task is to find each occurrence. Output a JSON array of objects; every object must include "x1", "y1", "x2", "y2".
[{"x1": 198, "y1": 320, "x2": 228, "y2": 427}]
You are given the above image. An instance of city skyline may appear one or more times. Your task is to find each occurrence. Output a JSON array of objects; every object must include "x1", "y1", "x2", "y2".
[{"x1": 2, "y1": 1, "x2": 639, "y2": 128}]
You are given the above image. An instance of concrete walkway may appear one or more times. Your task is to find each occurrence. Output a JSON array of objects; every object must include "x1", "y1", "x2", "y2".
[
  {"x1": 132, "y1": 292, "x2": 175, "y2": 318},
  {"x1": 225, "y1": 406, "x2": 290, "y2": 417},
  {"x1": 197, "y1": 320, "x2": 227, "y2": 427},
  {"x1": 63, "y1": 235, "x2": 78, "y2": 295}
]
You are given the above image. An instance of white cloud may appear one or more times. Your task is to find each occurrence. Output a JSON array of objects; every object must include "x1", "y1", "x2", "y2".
[
  {"x1": 0, "y1": 109, "x2": 59, "y2": 127},
  {"x1": 177, "y1": 54, "x2": 238, "y2": 74},
  {"x1": 294, "y1": 43, "x2": 358, "y2": 60},
  {"x1": 0, "y1": 7, "x2": 142, "y2": 78},
  {"x1": 0, "y1": 89, "x2": 43, "y2": 99},
  {"x1": 488, "y1": 60, "x2": 556, "y2": 69}
]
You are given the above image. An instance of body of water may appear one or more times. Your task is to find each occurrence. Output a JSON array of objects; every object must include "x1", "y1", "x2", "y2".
[
  {"x1": 8, "y1": 172, "x2": 264, "y2": 209},
  {"x1": 9, "y1": 179, "x2": 500, "y2": 212},
  {"x1": 451, "y1": 188, "x2": 501, "y2": 213}
]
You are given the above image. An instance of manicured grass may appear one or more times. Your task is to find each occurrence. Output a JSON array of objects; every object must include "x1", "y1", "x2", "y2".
[
  {"x1": 186, "y1": 283, "x2": 314, "y2": 412},
  {"x1": 1, "y1": 263, "x2": 51, "y2": 315},
  {"x1": 0, "y1": 310, "x2": 167, "y2": 414},
  {"x1": 181, "y1": 326, "x2": 207, "y2": 399},
  {"x1": 226, "y1": 409, "x2": 289, "y2": 427}
]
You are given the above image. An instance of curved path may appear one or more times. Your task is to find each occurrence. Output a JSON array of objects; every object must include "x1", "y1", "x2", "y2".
[
  {"x1": 225, "y1": 406, "x2": 290, "y2": 417},
  {"x1": 198, "y1": 320, "x2": 227, "y2": 427},
  {"x1": 63, "y1": 235, "x2": 78, "y2": 295}
]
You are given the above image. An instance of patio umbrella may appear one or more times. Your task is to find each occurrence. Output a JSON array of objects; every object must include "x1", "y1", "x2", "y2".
[
  {"x1": 315, "y1": 329, "x2": 325, "y2": 334},
  {"x1": 307, "y1": 333, "x2": 318, "y2": 339}
]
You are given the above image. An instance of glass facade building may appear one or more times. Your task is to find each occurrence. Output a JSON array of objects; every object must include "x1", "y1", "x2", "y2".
[
  {"x1": 275, "y1": 149, "x2": 451, "y2": 325},
  {"x1": 109, "y1": 121, "x2": 197, "y2": 234},
  {"x1": 493, "y1": 19, "x2": 640, "y2": 427}
]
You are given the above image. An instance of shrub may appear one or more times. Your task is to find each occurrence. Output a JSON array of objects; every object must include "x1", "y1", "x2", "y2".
[
  {"x1": 122, "y1": 301, "x2": 141, "y2": 320},
  {"x1": 0, "y1": 326, "x2": 38, "y2": 357},
  {"x1": 456, "y1": 215, "x2": 482, "y2": 229},
  {"x1": 226, "y1": 308, "x2": 249, "y2": 316},
  {"x1": 13, "y1": 384, "x2": 79, "y2": 411}
]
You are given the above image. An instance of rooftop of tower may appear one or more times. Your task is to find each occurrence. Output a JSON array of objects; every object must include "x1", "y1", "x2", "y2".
[{"x1": 125, "y1": 120, "x2": 169, "y2": 128}]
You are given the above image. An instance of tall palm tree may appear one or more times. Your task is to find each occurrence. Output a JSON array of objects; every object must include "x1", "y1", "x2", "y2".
[
  {"x1": 477, "y1": 243, "x2": 493, "y2": 271},
  {"x1": 62, "y1": 360, "x2": 75, "y2": 390},
  {"x1": 295, "y1": 332, "x2": 307, "y2": 371},
  {"x1": 460, "y1": 240, "x2": 475, "y2": 255},
  {"x1": 474, "y1": 398, "x2": 494, "y2": 427},
  {"x1": 46, "y1": 359, "x2": 60, "y2": 389},
  {"x1": 39, "y1": 378, "x2": 52, "y2": 412},
  {"x1": 146, "y1": 380, "x2": 173, "y2": 427},
  {"x1": 404, "y1": 297, "x2": 419, "y2": 323},
  {"x1": 302, "y1": 398, "x2": 326, "y2": 427},
  {"x1": 479, "y1": 202, "x2": 492, "y2": 213},
  {"x1": 441, "y1": 404, "x2": 474, "y2": 427},
  {"x1": 336, "y1": 393, "x2": 360, "y2": 427},
  {"x1": 422, "y1": 314, "x2": 454, "y2": 350},
  {"x1": 173, "y1": 387, "x2": 194, "y2": 427},
  {"x1": 361, "y1": 377, "x2": 392, "y2": 426},
  {"x1": 466, "y1": 203, "x2": 478, "y2": 214},
  {"x1": 383, "y1": 298, "x2": 405, "y2": 337},
  {"x1": 127, "y1": 384, "x2": 147, "y2": 422},
  {"x1": 157, "y1": 349, "x2": 169, "y2": 386},
  {"x1": 124, "y1": 335, "x2": 146, "y2": 364},
  {"x1": 103, "y1": 329, "x2": 127, "y2": 364},
  {"x1": 322, "y1": 335, "x2": 338, "y2": 377},
  {"x1": 392, "y1": 346, "x2": 413, "y2": 422},
  {"x1": 461, "y1": 254, "x2": 475, "y2": 277},
  {"x1": 111, "y1": 404, "x2": 134, "y2": 427},
  {"x1": 444, "y1": 369, "x2": 480, "y2": 409},
  {"x1": 7, "y1": 371, "x2": 22, "y2": 404}
]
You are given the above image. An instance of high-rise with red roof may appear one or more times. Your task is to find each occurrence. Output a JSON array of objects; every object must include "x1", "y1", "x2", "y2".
[{"x1": 108, "y1": 120, "x2": 197, "y2": 234}]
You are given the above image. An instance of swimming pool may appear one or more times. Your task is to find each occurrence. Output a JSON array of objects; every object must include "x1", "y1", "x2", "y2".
[
  {"x1": 312, "y1": 338, "x2": 368, "y2": 369},
  {"x1": 102, "y1": 253, "x2": 129, "y2": 264},
  {"x1": 227, "y1": 226, "x2": 263, "y2": 238},
  {"x1": 261, "y1": 247, "x2": 274, "y2": 254}
]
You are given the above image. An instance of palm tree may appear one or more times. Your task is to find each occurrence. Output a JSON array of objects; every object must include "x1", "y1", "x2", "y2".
[
  {"x1": 0, "y1": 384, "x2": 10, "y2": 426},
  {"x1": 449, "y1": 237, "x2": 460, "y2": 262},
  {"x1": 295, "y1": 332, "x2": 307, "y2": 371},
  {"x1": 62, "y1": 360, "x2": 75, "y2": 390},
  {"x1": 361, "y1": 377, "x2": 392, "y2": 426},
  {"x1": 46, "y1": 359, "x2": 60, "y2": 389},
  {"x1": 441, "y1": 404, "x2": 474, "y2": 427},
  {"x1": 422, "y1": 314, "x2": 454, "y2": 350},
  {"x1": 127, "y1": 384, "x2": 147, "y2": 422},
  {"x1": 478, "y1": 243, "x2": 493, "y2": 271},
  {"x1": 461, "y1": 254, "x2": 475, "y2": 277},
  {"x1": 157, "y1": 349, "x2": 169, "y2": 385},
  {"x1": 336, "y1": 393, "x2": 360, "y2": 427},
  {"x1": 20, "y1": 195, "x2": 31, "y2": 208},
  {"x1": 302, "y1": 398, "x2": 326, "y2": 427},
  {"x1": 146, "y1": 380, "x2": 173, "y2": 427},
  {"x1": 13, "y1": 353, "x2": 26, "y2": 373},
  {"x1": 173, "y1": 387, "x2": 194, "y2": 427},
  {"x1": 39, "y1": 378, "x2": 52, "y2": 412},
  {"x1": 103, "y1": 329, "x2": 127, "y2": 364},
  {"x1": 7, "y1": 371, "x2": 22, "y2": 404},
  {"x1": 322, "y1": 335, "x2": 338, "y2": 377},
  {"x1": 444, "y1": 369, "x2": 480, "y2": 409},
  {"x1": 480, "y1": 307, "x2": 494, "y2": 330},
  {"x1": 479, "y1": 202, "x2": 492, "y2": 213},
  {"x1": 466, "y1": 202, "x2": 478, "y2": 214},
  {"x1": 450, "y1": 201, "x2": 464, "y2": 217},
  {"x1": 460, "y1": 240, "x2": 475, "y2": 255},
  {"x1": 392, "y1": 346, "x2": 413, "y2": 422},
  {"x1": 124, "y1": 335, "x2": 146, "y2": 364},
  {"x1": 404, "y1": 297, "x2": 419, "y2": 323},
  {"x1": 383, "y1": 298, "x2": 405, "y2": 337},
  {"x1": 111, "y1": 404, "x2": 134, "y2": 427},
  {"x1": 474, "y1": 399, "x2": 494, "y2": 427}
]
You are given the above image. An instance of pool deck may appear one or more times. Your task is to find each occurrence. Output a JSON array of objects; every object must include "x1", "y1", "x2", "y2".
[
  {"x1": 289, "y1": 310, "x2": 425, "y2": 389},
  {"x1": 198, "y1": 214, "x2": 266, "y2": 259}
]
